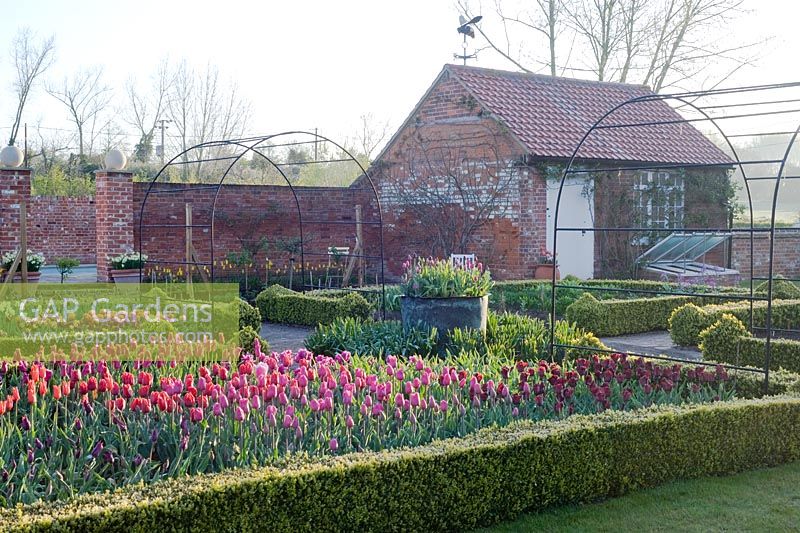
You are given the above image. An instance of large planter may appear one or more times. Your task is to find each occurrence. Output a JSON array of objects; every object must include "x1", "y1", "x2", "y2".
[
  {"x1": 401, "y1": 295, "x2": 489, "y2": 334},
  {"x1": 8, "y1": 271, "x2": 40, "y2": 283},
  {"x1": 534, "y1": 264, "x2": 560, "y2": 280},
  {"x1": 110, "y1": 269, "x2": 141, "y2": 283}
]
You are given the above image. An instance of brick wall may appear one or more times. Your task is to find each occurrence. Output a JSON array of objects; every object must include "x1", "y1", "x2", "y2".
[
  {"x1": 732, "y1": 231, "x2": 800, "y2": 279},
  {"x1": 28, "y1": 196, "x2": 95, "y2": 263},
  {"x1": 132, "y1": 182, "x2": 380, "y2": 281}
]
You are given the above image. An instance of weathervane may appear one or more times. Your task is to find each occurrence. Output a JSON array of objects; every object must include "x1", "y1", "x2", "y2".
[{"x1": 454, "y1": 15, "x2": 482, "y2": 65}]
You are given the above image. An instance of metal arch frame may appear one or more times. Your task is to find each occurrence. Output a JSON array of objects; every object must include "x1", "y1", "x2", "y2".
[
  {"x1": 137, "y1": 131, "x2": 387, "y2": 318},
  {"x1": 548, "y1": 82, "x2": 800, "y2": 392}
]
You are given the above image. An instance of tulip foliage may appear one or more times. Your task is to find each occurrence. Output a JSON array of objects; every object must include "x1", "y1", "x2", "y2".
[{"x1": 0, "y1": 340, "x2": 734, "y2": 506}]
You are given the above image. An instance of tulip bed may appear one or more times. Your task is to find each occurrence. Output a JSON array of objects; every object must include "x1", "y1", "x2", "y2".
[
  {"x1": 0, "y1": 340, "x2": 738, "y2": 507},
  {"x1": 4, "y1": 396, "x2": 800, "y2": 532}
]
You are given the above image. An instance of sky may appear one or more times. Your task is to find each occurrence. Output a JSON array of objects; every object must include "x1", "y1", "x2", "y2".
[{"x1": 0, "y1": 0, "x2": 799, "y2": 154}]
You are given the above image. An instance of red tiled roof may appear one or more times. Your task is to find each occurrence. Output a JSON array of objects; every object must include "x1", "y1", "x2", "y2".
[{"x1": 447, "y1": 64, "x2": 732, "y2": 165}]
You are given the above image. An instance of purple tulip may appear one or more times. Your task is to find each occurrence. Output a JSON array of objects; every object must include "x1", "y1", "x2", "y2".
[
  {"x1": 439, "y1": 400, "x2": 449, "y2": 413},
  {"x1": 90, "y1": 440, "x2": 104, "y2": 459},
  {"x1": 150, "y1": 428, "x2": 159, "y2": 443},
  {"x1": 20, "y1": 416, "x2": 31, "y2": 431},
  {"x1": 329, "y1": 438, "x2": 338, "y2": 452}
]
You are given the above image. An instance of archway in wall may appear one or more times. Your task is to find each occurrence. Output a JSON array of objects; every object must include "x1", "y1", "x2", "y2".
[
  {"x1": 137, "y1": 131, "x2": 386, "y2": 315},
  {"x1": 550, "y1": 82, "x2": 800, "y2": 391}
]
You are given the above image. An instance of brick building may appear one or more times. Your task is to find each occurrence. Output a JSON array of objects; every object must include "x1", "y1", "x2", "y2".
[{"x1": 370, "y1": 64, "x2": 734, "y2": 279}]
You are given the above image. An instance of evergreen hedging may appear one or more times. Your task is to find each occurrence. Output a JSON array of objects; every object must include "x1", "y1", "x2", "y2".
[
  {"x1": 669, "y1": 298, "x2": 800, "y2": 346},
  {"x1": 5, "y1": 396, "x2": 800, "y2": 532},
  {"x1": 565, "y1": 293, "x2": 702, "y2": 336},
  {"x1": 237, "y1": 298, "x2": 262, "y2": 331},
  {"x1": 700, "y1": 314, "x2": 800, "y2": 373},
  {"x1": 255, "y1": 285, "x2": 372, "y2": 326}
]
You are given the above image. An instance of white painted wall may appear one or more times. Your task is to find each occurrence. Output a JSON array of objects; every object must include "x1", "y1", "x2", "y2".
[{"x1": 546, "y1": 177, "x2": 595, "y2": 279}]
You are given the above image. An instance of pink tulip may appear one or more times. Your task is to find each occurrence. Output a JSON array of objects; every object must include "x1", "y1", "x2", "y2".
[
  {"x1": 234, "y1": 406, "x2": 245, "y2": 421},
  {"x1": 439, "y1": 400, "x2": 448, "y2": 412},
  {"x1": 212, "y1": 402, "x2": 224, "y2": 417},
  {"x1": 190, "y1": 407, "x2": 204, "y2": 423},
  {"x1": 329, "y1": 438, "x2": 338, "y2": 452},
  {"x1": 346, "y1": 415, "x2": 354, "y2": 429}
]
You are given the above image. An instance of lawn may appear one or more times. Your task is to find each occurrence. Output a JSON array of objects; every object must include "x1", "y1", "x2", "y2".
[{"x1": 483, "y1": 461, "x2": 800, "y2": 532}]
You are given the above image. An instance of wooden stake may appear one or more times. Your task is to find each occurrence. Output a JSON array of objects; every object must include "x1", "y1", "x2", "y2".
[
  {"x1": 185, "y1": 203, "x2": 193, "y2": 285},
  {"x1": 20, "y1": 201, "x2": 27, "y2": 283}
]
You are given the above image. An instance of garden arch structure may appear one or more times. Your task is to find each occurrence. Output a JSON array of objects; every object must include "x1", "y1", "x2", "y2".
[
  {"x1": 137, "y1": 131, "x2": 386, "y2": 315},
  {"x1": 549, "y1": 82, "x2": 800, "y2": 391}
]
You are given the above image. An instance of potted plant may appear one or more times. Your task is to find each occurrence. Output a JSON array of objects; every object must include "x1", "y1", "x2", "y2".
[
  {"x1": 109, "y1": 251, "x2": 147, "y2": 283},
  {"x1": 534, "y1": 246, "x2": 560, "y2": 280},
  {"x1": 400, "y1": 257, "x2": 492, "y2": 334},
  {"x1": 1, "y1": 250, "x2": 45, "y2": 282}
]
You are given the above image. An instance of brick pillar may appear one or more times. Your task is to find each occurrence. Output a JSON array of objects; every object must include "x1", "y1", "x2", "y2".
[
  {"x1": 0, "y1": 167, "x2": 32, "y2": 255},
  {"x1": 95, "y1": 170, "x2": 134, "y2": 282}
]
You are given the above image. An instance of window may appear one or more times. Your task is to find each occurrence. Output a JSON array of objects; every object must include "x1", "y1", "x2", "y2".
[{"x1": 634, "y1": 171, "x2": 684, "y2": 229}]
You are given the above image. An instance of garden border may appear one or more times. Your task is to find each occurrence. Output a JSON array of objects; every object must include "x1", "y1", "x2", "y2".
[{"x1": 5, "y1": 395, "x2": 800, "y2": 532}]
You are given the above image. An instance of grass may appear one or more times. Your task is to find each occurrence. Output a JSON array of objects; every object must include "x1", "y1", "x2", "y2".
[{"x1": 481, "y1": 461, "x2": 800, "y2": 532}]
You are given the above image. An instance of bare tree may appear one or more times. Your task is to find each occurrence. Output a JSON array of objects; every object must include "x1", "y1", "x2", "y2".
[
  {"x1": 166, "y1": 61, "x2": 252, "y2": 180},
  {"x1": 125, "y1": 59, "x2": 172, "y2": 162},
  {"x1": 353, "y1": 113, "x2": 390, "y2": 165},
  {"x1": 567, "y1": 0, "x2": 626, "y2": 81},
  {"x1": 8, "y1": 28, "x2": 55, "y2": 146},
  {"x1": 458, "y1": 0, "x2": 760, "y2": 91},
  {"x1": 377, "y1": 123, "x2": 519, "y2": 256},
  {"x1": 27, "y1": 122, "x2": 72, "y2": 172},
  {"x1": 46, "y1": 67, "x2": 112, "y2": 161}
]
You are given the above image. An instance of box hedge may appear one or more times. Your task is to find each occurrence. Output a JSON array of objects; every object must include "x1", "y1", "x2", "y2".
[
  {"x1": 5, "y1": 396, "x2": 800, "y2": 532},
  {"x1": 255, "y1": 285, "x2": 372, "y2": 326},
  {"x1": 565, "y1": 293, "x2": 702, "y2": 336},
  {"x1": 669, "y1": 298, "x2": 800, "y2": 346},
  {"x1": 700, "y1": 314, "x2": 800, "y2": 373}
]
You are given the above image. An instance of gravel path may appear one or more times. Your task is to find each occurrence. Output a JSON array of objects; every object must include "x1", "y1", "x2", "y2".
[
  {"x1": 601, "y1": 330, "x2": 702, "y2": 361},
  {"x1": 260, "y1": 322, "x2": 312, "y2": 352}
]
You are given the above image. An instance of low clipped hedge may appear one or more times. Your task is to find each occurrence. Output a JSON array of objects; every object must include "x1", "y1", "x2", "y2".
[
  {"x1": 5, "y1": 396, "x2": 800, "y2": 532},
  {"x1": 669, "y1": 298, "x2": 800, "y2": 346},
  {"x1": 565, "y1": 293, "x2": 702, "y2": 336},
  {"x1": 238, "y1": 298, "x2": 262, "y2": 331},
  {"x1": 700, "y1": 314, "x2": 800, "y2": 373},
  {"x1": 255, "y1": 285, "x2": 372, "y2": 326}
]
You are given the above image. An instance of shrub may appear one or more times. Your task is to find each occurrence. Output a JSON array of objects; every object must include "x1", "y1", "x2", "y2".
[
  {"x1": 254, "y1": 284, "x2": 295, "y2": 319},
  {"x1": 54, "y1": 257, "x2": 80, "y2": 283},
  {"x1": 755, "y1": 277, "x2": 800, "y2": 300},
  {"x1": 565, "y1": 293, "x2": 699, "y2": 337},
  {"x1": 698, "y1": 314, "x2": 751, "y2": 357},
  {"x1": 238, "y1": 326, "x2": 268, "y2": 354},
  {"x1": 669, "y1": 299, "x2": 800, "y2": 346},
  {"x1": 6, "y1": 397, "x2": 800, "y2": 532},
  {"x1": 668, "y1": 303, "x2": 712, "y2": 346},
  {"x1": 700, "y1": 315, "x2": 800, "y2": 373},
  {"x1": 238, "y1": 298, "x2": 262, "y2": 331},
  {"x1": 255, "y1": 286, "x2": 372, "y2": 326}
]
